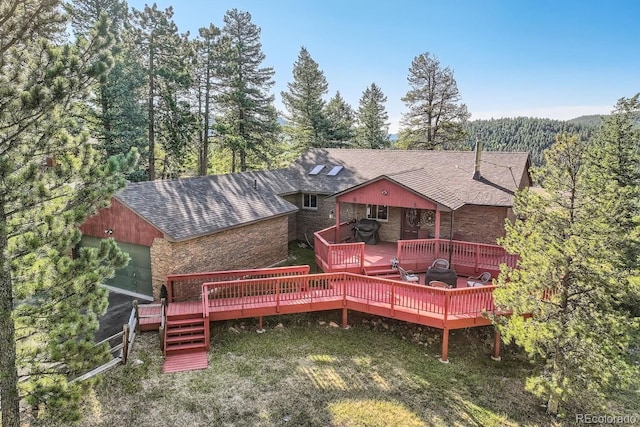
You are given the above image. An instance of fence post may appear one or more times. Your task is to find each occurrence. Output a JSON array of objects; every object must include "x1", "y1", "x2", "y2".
[
  {"x1": 159, "y1": 298, "x2": 166, "y2": 351},
  {"x1": 122, "y1": 324, "x2": 130, "y2": 365},
  {"x1": 133, "y1": 300, "x2": 139, "y2": 334}
]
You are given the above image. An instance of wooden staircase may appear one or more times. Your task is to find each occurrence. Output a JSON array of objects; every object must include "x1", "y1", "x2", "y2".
[
  {"x1": 363, "y1": 266, "x2": 400, "y2": 278},
  {"x1": 162, "y1": 302, "x2": 209, "y2": 373}
]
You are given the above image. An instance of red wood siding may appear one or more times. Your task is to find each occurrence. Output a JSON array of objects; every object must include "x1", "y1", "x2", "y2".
[
  {"x1": 336, "y1": 178, "x2": 437, "y2": 210},
  {"x1": 80, "y1": 198, "x2": 163, "y2": 247}
]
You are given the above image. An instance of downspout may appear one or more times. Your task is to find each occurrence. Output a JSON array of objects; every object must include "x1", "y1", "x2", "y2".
[
  {"x1": 448, "y1": 210, "x2": 455, "y2": 266},
  {"x1": 334, "y1": 201, "x2": 340, "y2": 243}
]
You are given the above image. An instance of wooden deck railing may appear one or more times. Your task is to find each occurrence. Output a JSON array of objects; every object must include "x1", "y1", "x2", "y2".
[
  {"x1": 397, "y1": 238, "x2": 517, "y2": 274},
  {"x1": 201, "y1": 273, "x2": 498, "y2": 328},
  {"x1": 314, "y1": 223, "x2": 365, "y2": 273},
  {"x1": 315, "y1": 225, "x2": 516, "y2": 275},
  {"x1": 166, "y1": 265, "x2": 311, "y2": 302}
]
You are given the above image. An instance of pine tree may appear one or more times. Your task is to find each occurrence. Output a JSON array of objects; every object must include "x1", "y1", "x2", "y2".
[
  {"x1": 69, "y1": 0, "x2": 148, "y2": 181},
  {"x1": 0, "y1": 2, "x2": 134, "y2": 425},
  {"x1": 325, "y1": 91, "x2": 355, "y2": 148},
  {"x1": 216, "y1": 9, "x2": 279, "y2": 172},
  {"x1": 193, "y1": 24, "x2": 222, "y2": 176},
  {"x1": 131, "y1": 4, "x2": 192, "y2": 180},
  {"x1": 355, "y1": 83, "x2": 390, "y2": 149},
  {"x1": 494, "y1": 131, "x2": 640, "y2": 415},
  {"x1": 399, "y1": 52, "x2": 470, "y2": 149},
  {"x1": 281, "y1": 46, "x2": 329, "y2": 149}
]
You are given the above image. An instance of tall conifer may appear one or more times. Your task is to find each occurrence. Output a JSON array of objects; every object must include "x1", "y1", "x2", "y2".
[
  {"x1": 0, "y1": 2, "x2": 134, "y2": 425},
  {"x1": 216, "y1": 9, "x2": 279, "y2": 172},
  {"x1": 281, "y1": 47, "x2": 330, "y2": 149},
  {"x1": 355, "y1": 83, "x2": 390, "y2": 149}
]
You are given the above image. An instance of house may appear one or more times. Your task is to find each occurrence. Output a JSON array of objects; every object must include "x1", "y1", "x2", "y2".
[
  {"x1": 80, "y1": 170, "x2": 299, "y2": 300},
  {"x1": 80, "y1": 146, "x2": 531, "y2": 300},
  {"x1": 290, "y1": 147, "x2": 531, "y2": 245}
]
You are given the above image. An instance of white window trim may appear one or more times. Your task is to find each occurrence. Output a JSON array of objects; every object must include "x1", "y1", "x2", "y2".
[
  {"x1": 302, "y1": 193, "x2": 318, "y2": 210},
  {"x1": 366, "y1": 204, "x2": 389, "y2": 222}
]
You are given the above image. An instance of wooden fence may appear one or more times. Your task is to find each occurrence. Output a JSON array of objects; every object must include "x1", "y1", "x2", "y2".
[{"x1": 71, "y1": 299, "x2": 153, "y2": 383}]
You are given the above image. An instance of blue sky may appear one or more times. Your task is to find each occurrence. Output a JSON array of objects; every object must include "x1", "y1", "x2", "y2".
[{"x1": 129, "y1": 0, "x2": 639, "y2": 132}]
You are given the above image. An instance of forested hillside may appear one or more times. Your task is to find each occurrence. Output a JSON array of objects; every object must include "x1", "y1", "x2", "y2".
[{"x1": 465, "y1": 117, "x2": 597, "y2": 165}]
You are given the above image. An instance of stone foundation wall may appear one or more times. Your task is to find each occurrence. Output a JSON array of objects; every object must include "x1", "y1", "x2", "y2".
[{"x1": 149, "y1": 216, "x2": 289, "y2": 300}]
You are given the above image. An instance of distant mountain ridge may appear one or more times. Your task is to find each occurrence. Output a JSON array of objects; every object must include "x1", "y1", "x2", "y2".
[{"x1": 465, "y1": 116, "x2": 598, "y2": 166}]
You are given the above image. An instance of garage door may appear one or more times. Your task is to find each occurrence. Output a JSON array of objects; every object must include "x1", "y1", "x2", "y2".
[{"x1": 80, "y1": 236, "x2": 153, "y2": 298}]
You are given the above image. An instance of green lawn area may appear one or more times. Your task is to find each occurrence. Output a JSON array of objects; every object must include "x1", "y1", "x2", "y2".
[
  {"x1": 70, "y1": 242, "x2": 638, "y2": 426},
  {"x1": 74, "y1": 311, "x2": 638, "y2": 427}
]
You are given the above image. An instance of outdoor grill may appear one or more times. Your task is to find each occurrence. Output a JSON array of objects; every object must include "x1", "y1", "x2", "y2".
[{"x1": 425, "y1": 267, "x2": 457, "y2": 288}]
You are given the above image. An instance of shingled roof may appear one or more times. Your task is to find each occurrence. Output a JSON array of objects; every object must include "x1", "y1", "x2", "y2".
[
  {"x1": 116, "y1": 169, "x2": 299, "y2": 242},
  {"x1": 288, "y1": 148, "x2": 531, "y2": 208},
  {"x1": 116, "y1": 148, "x2": 530, "y2": 242}
]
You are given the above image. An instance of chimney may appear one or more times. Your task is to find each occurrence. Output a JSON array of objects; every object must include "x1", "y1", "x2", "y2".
[{"x1": 473, "y1": 138, "x2": 482, "y2": 180}]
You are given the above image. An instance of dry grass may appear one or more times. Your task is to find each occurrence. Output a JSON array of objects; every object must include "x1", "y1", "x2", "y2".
[{"x1": 73, "y1": 311, "x2": 638, "y2": 427}]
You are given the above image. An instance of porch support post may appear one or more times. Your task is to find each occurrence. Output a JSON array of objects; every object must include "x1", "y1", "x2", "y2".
[
  {"x1": 434, "y1": 209, "x2": 441, "y2": 239},
  {"x1": 342, "y1": 308, "x2": 349, "y2": 329},
  {"x1": 491, "y1": 329, "x2": 502, "y2": 361},
  {"x1": 439, "y1": 328, "x2": 450, "y2": 363},
  {"x1": 334, "y1": 201, "x2": 341, "y2": 243},
  {"x1": 257, "y1": 316, "x2": 265, "y2": 334}
]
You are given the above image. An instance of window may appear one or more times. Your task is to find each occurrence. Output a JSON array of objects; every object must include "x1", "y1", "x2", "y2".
[
  {"x1": 309, "y1": 165, "x2": 325, "y2": 175},
  {"x1": 327, "y1": 165, "x2": 343, "y2": 176},
  {"x1": 366, "y1": 204, "x2": 388, "y2": 221},
  {"x1": 302, "y1": 193, "x2": 318, "y2": 210}
]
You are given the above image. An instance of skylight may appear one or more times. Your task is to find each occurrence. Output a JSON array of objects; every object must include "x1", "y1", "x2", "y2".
[
  {"x1": 327, "y1": 165, "x2": 343, "y2": 176},
  {"x1": 309, "y1": 165, "x2": 325, "y2": 175}
]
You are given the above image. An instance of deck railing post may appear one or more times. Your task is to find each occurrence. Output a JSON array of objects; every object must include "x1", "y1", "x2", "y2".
[
  {"x1": 276, "y1": 278, "x2": 280, "y2": 313},
  {"x1": 440, "y1": 328, "x2": 450, "y2": 363},
  {"x1": 443, "y1": 289, "x2": 450, "y2": 324},
  {"x1": 475, "y1": 243, "x2": 481, "y2": 273},
  {"x1": 390, "y1": 282, "x2": 395, "y2": 316},
  {"x1": 167, "y1": 279, "x2": 173, "y2": 303},
  {"x1": 132, "y1": 300, "x2": 139, "y2": 334},
  {"x1": 122, "y1": 324, "x2": 130, "y2": 365},
  {"x1": 492, "y1": 328, "x2": 502, "y2": 361}
]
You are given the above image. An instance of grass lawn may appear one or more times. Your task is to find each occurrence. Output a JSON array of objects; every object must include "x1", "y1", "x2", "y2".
[
  {"x1": 74, "y1": 311, "x2": 638, "y2": 427},
  {"x1": 71, "y1": 242, "x2": 638, "y2": 426}
]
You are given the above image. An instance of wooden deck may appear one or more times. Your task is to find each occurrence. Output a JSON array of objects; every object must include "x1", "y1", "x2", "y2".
[{"x1": 147, "y1": 265, "x2": 509, "y2": 372}]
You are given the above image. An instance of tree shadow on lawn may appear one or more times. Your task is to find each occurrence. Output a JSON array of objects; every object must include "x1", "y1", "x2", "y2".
[{"x1": 204, "y1": 311, "x2": 571, "y2": 427}]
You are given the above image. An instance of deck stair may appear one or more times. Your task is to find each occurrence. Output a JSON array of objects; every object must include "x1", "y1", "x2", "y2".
[
  {"x1": 363, "y1": 266, "x2": 400, "y2": 278},
  {"x1": 138, "y1": 303, "x2": 163, "y2": 331},
  {"x1": 162, "y1": 302, "x2": 208, "y2": 373}
]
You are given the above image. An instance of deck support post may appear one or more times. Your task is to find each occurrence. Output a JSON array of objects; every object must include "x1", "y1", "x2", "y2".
[
  {"x1": 257, "y1": 316, "x2": 265, "y2": 334},
  {"x1": 491, "y1": 329, "x2": 502, "y2": 361},
  {"x1": 439, "y1": 328, "x2": 450, "y2": 363},
  {"x1": 342, "y1": 308, "x2": 349, "y2": 329}
]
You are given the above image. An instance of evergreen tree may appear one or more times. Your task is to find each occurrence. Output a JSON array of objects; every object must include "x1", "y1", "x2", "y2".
[
  {"x1": 466, "y1": 117, "x2": 596, "y2": 165},
  {"x1": 68, "y1": 0, "x2": 128, "y2": 37},
  {"x1": 355, "y1": 83, "x2": 390, "y2": 149},
  {"x1": 281, "y1": 46, "x2": 329, "y2": 149},
  {"x1": 325, "y1": 91, "x2": 355, "y2": 148},
  {"x1": 193, "y1": 23, "x2": 222, "y2": 176},
  {"x1": 0, "y1": 2, "x2": 133, "y2": 425},
  {"x1": 494, "y1": 131, "x2": 640, "y2": 415},
  {"x1": 399, "y1": 52, "x2": 470, "y2": 149},
  {"x1": 70, "y1": 0, "x2": 148, "y2": 181},
  {"x1": 216, "y1": 9, "x2": 279, "y2": 172},
  {"x1": 583, "y1": 95, "x2": 640, "y2": 272},
  {"x1": 131, "y1": 4, "x2": 192, "y2": 180}
]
